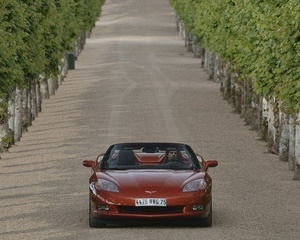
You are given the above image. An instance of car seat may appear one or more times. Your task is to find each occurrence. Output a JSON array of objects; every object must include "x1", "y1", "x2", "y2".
[{"x1": 116, "y1": 150, "x2": 136, "y2": 165}]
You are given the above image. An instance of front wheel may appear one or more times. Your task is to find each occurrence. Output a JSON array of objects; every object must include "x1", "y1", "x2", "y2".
[
  {"x1": 202, "y1": 204, "x2": 212, "y2": 227},
  {"x1": 89, "y1": 198, "x2": 106, "y2": 228}
]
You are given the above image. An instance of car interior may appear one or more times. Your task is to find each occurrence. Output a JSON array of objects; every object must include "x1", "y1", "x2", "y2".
[{"x1": 100, "y1": 144, "x2": 199, "y2": 170}]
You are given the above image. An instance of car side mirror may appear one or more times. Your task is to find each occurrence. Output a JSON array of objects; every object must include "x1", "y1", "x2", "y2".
[
  {"x1": 204, "y1": 160, "x2": 218, "y2": 171},
  {"x1": 82, "y1": 160, "x2": 97, "y2": 172}
]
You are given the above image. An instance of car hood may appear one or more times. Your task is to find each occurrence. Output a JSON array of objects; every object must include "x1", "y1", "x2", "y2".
[{"x1": 97, "y1": 170, "x2": 205, "y2": 196}]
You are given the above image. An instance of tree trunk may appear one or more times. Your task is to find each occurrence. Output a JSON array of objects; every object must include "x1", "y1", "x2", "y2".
[
  {"x1": 36, "y1": 81, "x2": 42, "y2": 113},
  {"x1": 204, "y1": 51, "x2": 214, "y2": 80},
  {"x1": 213, "y1": 55, "x2": 221, "y2": 83},
  {"x1": 259, "y1": 97, "x2": 269, "y2": 141},
  {"x1": 22, "y1": 87, "x2": 30, "y2": 131},
  {"x1": 7, "y1": 89, "x2": 16, "y2": 136},
  {"x1": 14, "y1": 87, "x2": 23, "y2": 141},
  {"x1": 221, "y1": 63, "x2": 231, "y2": 102},
  {"x1": 279, "y1": 111, "x2": 289, "y2": 162},
  {"x1": 295, "y1": 112, "x2": 300, "y2": 179},
  {"x1": 267, "y1": 98, "x2": 279, "y2": 154},
  {"x1": 30, "y1": 81, "x2": 38, "y2": 120},
  {"x1": 288, "y1": 115, "x2": 296, "y2": 171},
  {"x1": 192, "y1": 37, "x2": 201, "y2": 58},
  {"x1": 0, "y1": 96, "x2": 14, "y2": 154},
  {"x1": 40, "y1": 77, "x2": 50, "y2": 99},
  {"x1": 47, "y1": 77, "x2": 55, "y2": 96}
]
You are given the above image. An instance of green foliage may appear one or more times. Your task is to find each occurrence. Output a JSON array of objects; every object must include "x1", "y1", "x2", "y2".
[
  {"x1": 0, "y1": 0, "x2": 26, "y2": 93},
  {"x1": 1, "y1": 134, "x2": 14, "y2": 150},
  {"x1": 0, "y1": 101, "x2": 7, "y2": 124},
  {"x1": 0, "y1": 0, "x2": 105, "y2": 95},
  {"x1": 169, "y1": 0, "x2": 300, "y2": 113}
]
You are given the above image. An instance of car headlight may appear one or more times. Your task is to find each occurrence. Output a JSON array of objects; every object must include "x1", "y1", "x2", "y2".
[
  {"x1": 183, "y1": 179, "x2": 207, "y2": 192},
  {"x1": 95, "y1": 179, "x2": 119, "y2": 192}
]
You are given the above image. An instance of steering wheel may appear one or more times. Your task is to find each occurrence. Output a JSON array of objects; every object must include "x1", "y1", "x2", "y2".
[{"x1": 164, "y1": 159, "x2": 185, "y2": 167}]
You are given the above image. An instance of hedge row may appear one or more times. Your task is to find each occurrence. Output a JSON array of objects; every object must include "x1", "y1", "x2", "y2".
[
  {"x1": 169, "y1": 0, "x2": 300, "y2": 113},
  {"x1": 0, "y1": 0, "x2": 105, "y2": 97}
]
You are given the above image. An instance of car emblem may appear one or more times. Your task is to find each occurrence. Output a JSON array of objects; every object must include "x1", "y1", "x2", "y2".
[{"x1": 145, "y1": 190, "x2": 157, "y2": 194}]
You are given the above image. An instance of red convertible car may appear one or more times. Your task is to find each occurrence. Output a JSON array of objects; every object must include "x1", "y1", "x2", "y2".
[{"x1": 82, "y1": 142, "x2": 218, "y2": 227}]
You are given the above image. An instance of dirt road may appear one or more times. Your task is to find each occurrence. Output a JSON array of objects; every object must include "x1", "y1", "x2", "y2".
[{"x1": 1, "y1": 0, "x2": 300, "y2": 239}]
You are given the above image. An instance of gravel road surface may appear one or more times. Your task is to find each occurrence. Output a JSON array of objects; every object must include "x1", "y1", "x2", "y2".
[{"x1": 1, "y1": 0, "x2": 300, "y2": 239}]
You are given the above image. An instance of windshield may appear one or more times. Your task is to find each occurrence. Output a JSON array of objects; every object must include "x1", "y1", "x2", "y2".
[{"x1": 100, "y1": 143, "x2": 199, "y2": 170}]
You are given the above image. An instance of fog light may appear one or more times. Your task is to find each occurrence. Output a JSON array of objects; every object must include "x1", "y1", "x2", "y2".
[
  {"x1": 97, "y1": 205, "x2": 110, "y2": 211},
  {"x1": 192, "y1": 205, "x2": 204, "y2": 211}
]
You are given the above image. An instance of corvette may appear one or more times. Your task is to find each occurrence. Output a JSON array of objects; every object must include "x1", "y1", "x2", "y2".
[{"x1": 82, "y1": 142, "x2": 218, "y2": 227}]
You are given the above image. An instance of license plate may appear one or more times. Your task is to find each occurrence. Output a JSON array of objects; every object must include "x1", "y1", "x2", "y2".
[{"x1": 135, "y1": 198, "x2": 167, "y2": 206}]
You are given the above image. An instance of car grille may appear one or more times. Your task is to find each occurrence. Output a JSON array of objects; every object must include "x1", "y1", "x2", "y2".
[{"x1": 119, "y1": 206, "x2": 183, "y2": 214}]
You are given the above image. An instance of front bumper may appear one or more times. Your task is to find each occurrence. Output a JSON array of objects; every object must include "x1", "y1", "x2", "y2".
[{"x1": 90, "y1": 190, "x2": 212, "y2": 220}]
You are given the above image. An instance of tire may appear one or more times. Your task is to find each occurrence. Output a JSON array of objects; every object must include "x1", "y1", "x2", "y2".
[
  {"x1": 89, "y1": 198, "x2": 106, "y2": 228},
  {"x1": 202, "y1": 204, "x2": 212, "y2": 227}
]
